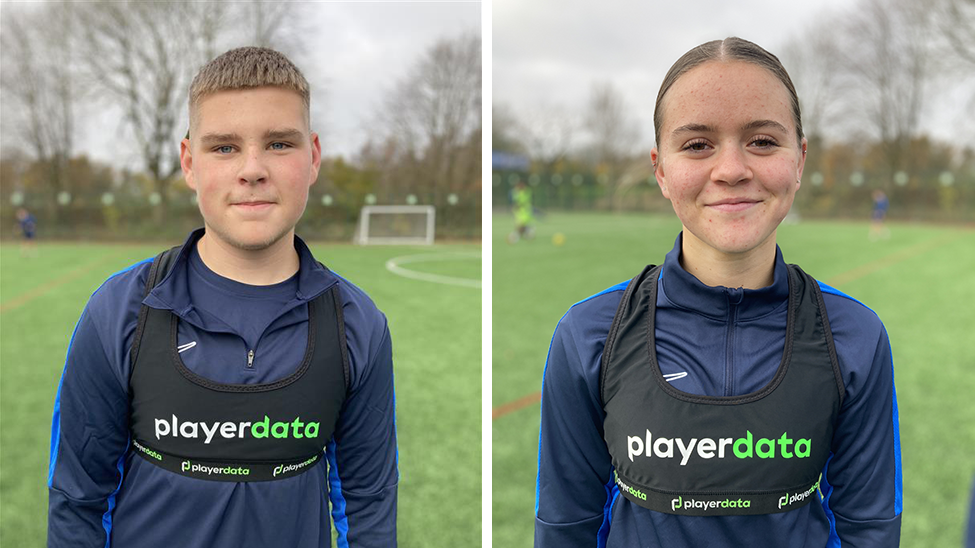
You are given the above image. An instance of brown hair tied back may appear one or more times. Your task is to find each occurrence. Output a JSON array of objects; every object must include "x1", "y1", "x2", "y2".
[{"x1": 653, "y1": 37, "x2": 803, "y2": 148}]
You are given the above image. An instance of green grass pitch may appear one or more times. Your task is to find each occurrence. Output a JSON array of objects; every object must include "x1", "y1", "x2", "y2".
[
  {"x1": 0, "y1": 239, "x2": 480, "y2": 547},
  {"x1": 492, "y1": 212, "x2": 975, "y2": 548}
]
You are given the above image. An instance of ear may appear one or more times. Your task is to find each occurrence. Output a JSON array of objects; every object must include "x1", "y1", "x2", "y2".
[
  {"x1": 651, "y1": 147, "x2": 670, "y2": 199},
  {"x1": 795, "y1": 137, "x2": 808, "y2": 190},
  {"x1": 308, "y1": 132, "x2": 322, "y2": 186},
  {"x1": 180, "y1": 138, "x2": 196, "y2": 191}
]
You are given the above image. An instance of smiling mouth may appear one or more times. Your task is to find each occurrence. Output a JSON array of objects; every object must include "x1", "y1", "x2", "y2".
[{"x1": 707, "y1": 199, "x2": 761, "y2": 212}]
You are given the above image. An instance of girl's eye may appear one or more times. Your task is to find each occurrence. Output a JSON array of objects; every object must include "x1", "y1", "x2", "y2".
[
  {"x1": 683, "y1": 140, "x2": 709, "y2": 152},
  {"x1": 750, "y1": 137, "x2": 778, "y2": 149}
]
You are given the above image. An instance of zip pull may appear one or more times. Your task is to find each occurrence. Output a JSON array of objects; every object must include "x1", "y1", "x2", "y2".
[{"x1": 247, "y1": 349, "x2": 255, "y2": 368}]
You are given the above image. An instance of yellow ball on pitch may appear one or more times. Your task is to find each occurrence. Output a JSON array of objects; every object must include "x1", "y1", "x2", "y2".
[{"x1": 552, "y1": 233, "x2": 566, "y2": 246}]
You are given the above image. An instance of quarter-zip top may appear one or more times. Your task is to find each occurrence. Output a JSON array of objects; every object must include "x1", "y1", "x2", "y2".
[{"x1": 654, "y1": 233, "x2": 790, "y2": 398}]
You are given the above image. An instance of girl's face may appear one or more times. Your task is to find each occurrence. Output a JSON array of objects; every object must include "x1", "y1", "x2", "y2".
[{"x1": 651, "y1": 61, "x2": 806, "y2": 259}]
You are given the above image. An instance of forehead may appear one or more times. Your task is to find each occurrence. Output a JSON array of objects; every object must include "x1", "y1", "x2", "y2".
[
  {"x1": 660, "y1": 61, "x2": 793, "y2": 133},
  {"x1": 191, "y1": 86, "x2": 309, "y2": 133}
]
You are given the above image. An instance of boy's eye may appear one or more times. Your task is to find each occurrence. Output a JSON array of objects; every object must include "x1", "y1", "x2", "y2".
[
  {"x1": 270, "y1": 142, "x2": 290, "y2": 150},
  {"x1": 215, "y1": 145, "x2": 234, "y2": 154}
]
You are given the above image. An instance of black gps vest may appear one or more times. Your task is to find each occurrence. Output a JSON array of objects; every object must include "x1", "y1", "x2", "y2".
[
  {"x1": 128, "y1": 247, "x2": 349, "y2": 482},
  {"x1": 601, "y1": 264, "x2": 845, "y2": 516}
]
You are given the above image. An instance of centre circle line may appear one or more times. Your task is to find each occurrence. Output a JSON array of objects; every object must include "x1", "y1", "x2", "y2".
[{"x1": 385, "y1": 252, "x2": 481, "y2": 289}]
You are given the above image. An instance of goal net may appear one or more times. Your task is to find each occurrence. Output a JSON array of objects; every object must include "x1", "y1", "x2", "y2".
[{"x1": 355, "y1": 205, "x2": 436, "y2": 245}]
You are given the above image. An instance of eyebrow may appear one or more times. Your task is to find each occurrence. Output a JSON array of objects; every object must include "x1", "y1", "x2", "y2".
[
  {"x1": 740, "y1": 119, "x2": 790, "y2": 134},
  {"x1": 672, "y1": 123, "x2": 716, "y2": 136},
  {"x1": 198, "y1": 132, "x2": 241, "y2": 147},
  {"x1": 264, "y1": 128, "x2": 304, "y2": 141},
  {"x1": 671, "y1": 120, "x2": 790, "y2": 137},
  {"x1": 198, "y1": 128, "x2": 305, "y2": 147}
]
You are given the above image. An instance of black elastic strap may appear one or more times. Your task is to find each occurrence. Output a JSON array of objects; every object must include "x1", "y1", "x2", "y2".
[
  {"x1": 614, "y1": 470, "x2": 822, "y2": 516},
  {"x1": 129, "y1": 246, "x2": 181, "y2": 369},
  {"x1": 132, "y1": 439, "x2": 323, "y2": 482}
]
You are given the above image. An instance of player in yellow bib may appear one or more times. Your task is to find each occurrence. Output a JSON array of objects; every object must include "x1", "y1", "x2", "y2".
[{"x1": 508, "y1": 180, "x2": 535, "y2": 243}]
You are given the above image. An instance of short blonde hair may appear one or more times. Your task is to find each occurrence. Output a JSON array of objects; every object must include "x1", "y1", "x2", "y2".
[{"x1": 188, "y1": 47, "x2": 310, "y2": 134}]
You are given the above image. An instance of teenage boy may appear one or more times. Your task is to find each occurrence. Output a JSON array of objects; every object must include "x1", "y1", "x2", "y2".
[{"x1": 47, "y1": 47, "x2": 397, "y2": 548}]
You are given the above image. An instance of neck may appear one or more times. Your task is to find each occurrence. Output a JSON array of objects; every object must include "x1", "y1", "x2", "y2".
[
  {"x1": 196, "y1": 230, "x2": 300, "y2": 286},
  {"x1": 679, "y1": 231, "x2": 777, "y2": 290}
]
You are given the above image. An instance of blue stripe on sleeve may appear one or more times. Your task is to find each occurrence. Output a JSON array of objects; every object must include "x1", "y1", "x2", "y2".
[
  {"x1": 49, "y1": 257, "x2": 152, "y2": 488},
  {"x1": 326, "y1": 440, "x2": 350, "y2": 548},
  {"x1": 596, "y1": 477, "x2": 619, "y2": 548},
  {"x1": 101, "y1": 445, "x2": 127, "y2": 548},
  {"x1": 534, "y1": 318, "x2": 562, "y2": 516},
  {"x1": 820, "y1": 453, "x2": 842, "y2": 548},
  {"x1": 891, "y1": 355, "x2": 903, "y2": 515},
  {"x1": 535, "y1": 281, "x2": 629, "y2": 515},
  {"x1": 48, "y1": 318, "x2": 82, "y2": 486},
  {"x1": 821, "y1": 280, "x2": 903, "y2": 515},
  {"x1": 817, "y1": 281, "x2": 871, "y2": 311}
]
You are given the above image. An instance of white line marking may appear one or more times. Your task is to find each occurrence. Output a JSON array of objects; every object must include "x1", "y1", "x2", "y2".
[{"x1": 385, "y1": 252, "x2": 481, "y2": 289}]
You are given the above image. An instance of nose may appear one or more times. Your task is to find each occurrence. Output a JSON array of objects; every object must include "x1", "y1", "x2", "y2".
[
  {"x1": 238, "y1": 146, "x2": 269, "y2": 185},
  {"x1": 711, "y1": 144, "x2": 751, "y2": 186}
]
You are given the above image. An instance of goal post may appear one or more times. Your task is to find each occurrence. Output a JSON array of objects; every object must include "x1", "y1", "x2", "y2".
[{"x1": 356, "y1": 205, "x2": 436, "y2": 245}]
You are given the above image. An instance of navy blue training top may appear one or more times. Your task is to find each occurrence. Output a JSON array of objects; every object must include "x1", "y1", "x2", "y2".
[
  {"x1": 535, "y1": 233, "x2": 902, "y2": 547},
  {"x1": 48, "y1": 228, "x2": 398, "y2": 548}
]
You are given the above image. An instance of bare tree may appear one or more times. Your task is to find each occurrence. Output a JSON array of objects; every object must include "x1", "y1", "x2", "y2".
[
  {"x1": 74, "y1": 1, "x2": 305, "y2": 219},
  {"x1": 381, "y1": 31, "x2": 482, "y2": 200},
  {"x1": 237, "y1": 2, "x2": 293, "y2": 49},
  {"x1": 933, "y1": 0, "x2": 975, "y2": 67},
  {"x1": 0, "y1": 3, "x2": 81, "y2": 218},
  {"x1": 492, "y1": 102, "x2": 525, "y2": 154},
  {"x1": 582, "y1": 81, "x2": 639, "y2": 173},
  {"x1": 831, "y1": 0, "x2": 937, "y2": 176},
  {"x1": 521, "y1": 103, "x2": 575, "y2": 168},
  {"x1": 781, "y1": 11, "x2": 848, "y2": 143},
  {"x1": 74, "y1": 2, "x2": 220, "y2": 215}
]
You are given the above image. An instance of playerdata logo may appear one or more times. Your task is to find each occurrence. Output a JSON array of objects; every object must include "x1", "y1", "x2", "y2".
[
  {"x1": 154, "y1": 414, "x2": 320, "y2": 444},
  {"x1": 613, "y1": 472, "x2": 647, "y2": 501},
  {"x1": 626, "y1": 430, "x2": 812, "y2": 465},
  {"x1": 671, "y1": 496, "x2": 752, "y2": 512},
  {"x1": 132, "y1": 439, "x2": 162, "y2": 461},
  {"x1": 273, "y1": 455, "x2": 319, "y2": 477},
  {"x1": 181, "y1": 460, "x2": 251, "y2": 477},
  {"x1": 777, "y1": 479, "x2": 821, "y2": 509}
]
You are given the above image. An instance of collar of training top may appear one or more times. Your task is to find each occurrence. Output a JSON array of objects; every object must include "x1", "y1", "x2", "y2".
[
  {"x1": 143, "y1": 228, "x2": 338, "y2": 314},
  {"x1": 658, "y1": 233, "x2": 791, "y2": 322}
]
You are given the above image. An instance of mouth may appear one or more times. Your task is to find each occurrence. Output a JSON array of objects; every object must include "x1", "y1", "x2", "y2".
[
  {"x1": 231, "y1": 200, "x2": 276, "y2": 212},
  {"x1": 706, "y1": 198, "x2": 761, "y2": 213}
]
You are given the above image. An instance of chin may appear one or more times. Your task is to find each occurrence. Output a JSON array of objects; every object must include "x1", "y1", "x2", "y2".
[
  {"x1": 209, "y1": 223, "x2": 292, "y2": 252},
  {"x1": 712, "y1": 232, "x2": 776, "y2": 256}
]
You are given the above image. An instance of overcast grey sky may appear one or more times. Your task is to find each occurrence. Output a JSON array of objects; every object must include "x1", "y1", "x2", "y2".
[
  {"x1": 493, "y1": 0, "x2": 973, "y2": 151},
  {"x1": 32, "y1": 1, "x2": 481, "y2": 167},
  {"x1": 4, "y1": 0, "x2": 972, "y2": 169}
]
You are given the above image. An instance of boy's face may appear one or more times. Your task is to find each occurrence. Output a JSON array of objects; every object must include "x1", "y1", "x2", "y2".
[{"x1": 181, "y1": 87, "x2": 320, "y2": 252}]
